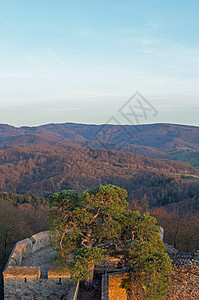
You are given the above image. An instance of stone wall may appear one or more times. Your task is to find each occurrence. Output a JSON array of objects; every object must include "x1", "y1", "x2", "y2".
[
  {"x1": 101, "y1": 271, "x2": 128, "y2": 300},
  {"x1": 101, "y1": 262, "x2": 199, "y2": 300},
  {"x1": 109, "y1": 273, "x2": 128, "y2": 300},
  {"x1": 4, "y1": 231, "x2": 50, "y2": 269},
  {"x1": 101, "y1": 272, "x2": 109, "y2": 300},
  {"x1": 3, "y1": 227, "x2": 165, "y2": 299},
  {"x1": 159, "y1": 226, "x2": 164, "y2": 241},
  {"x1": 3, "y1": 231, "x2": 79, "y2": 300}
]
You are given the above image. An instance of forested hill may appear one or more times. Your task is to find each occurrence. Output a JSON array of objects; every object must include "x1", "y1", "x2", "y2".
[
  {"x1": 1, "y1": 122, "x2": 199, "y2": 165},
  {"x1": 0, "y1": 145, "x2": 199, "y2": 213},
  {"x1": 0, "y1": 122, "x2": 199, "y2": 213}
]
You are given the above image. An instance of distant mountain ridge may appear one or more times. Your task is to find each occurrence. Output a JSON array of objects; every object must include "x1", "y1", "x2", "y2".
[{"x1": 1, "y1": 122, "x2": 199, "y2": 165}]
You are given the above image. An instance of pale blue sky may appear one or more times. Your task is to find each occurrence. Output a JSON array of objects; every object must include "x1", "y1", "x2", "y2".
[{"x1": 0, "y1": 0, "x2": 199, "y2": 126}]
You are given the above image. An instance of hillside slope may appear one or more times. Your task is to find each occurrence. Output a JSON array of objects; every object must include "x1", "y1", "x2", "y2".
[
  {"x1": 1, "y1": 123, "x2": 199, "y2": 164},
  {"x1": 0, "y1": 145, "x2": 199, "y2": 213}
]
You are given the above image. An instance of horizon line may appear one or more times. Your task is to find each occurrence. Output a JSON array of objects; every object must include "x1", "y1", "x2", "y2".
[{"x1": 0, "y1": 121, "x2": 199, "y2": 129}]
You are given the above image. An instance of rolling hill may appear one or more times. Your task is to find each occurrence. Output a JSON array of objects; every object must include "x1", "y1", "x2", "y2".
[
  {"x1": 0, "y1": 145, "x2": 199, "y2": 213},
  {"x1": 0, "y1": 122, "x2": 199, "y2": 213},
  {"x1": 0, "y1": 122, "x2": 199, "y2": 165}
]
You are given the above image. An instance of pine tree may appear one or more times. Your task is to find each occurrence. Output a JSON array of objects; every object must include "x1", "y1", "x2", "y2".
[{"x1": 49, "y1": 185, "x2": 172, "y2": 297}]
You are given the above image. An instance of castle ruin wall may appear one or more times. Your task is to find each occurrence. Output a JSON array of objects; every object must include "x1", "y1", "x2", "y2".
[{"x1": 3, "y1": 231, "x2": 79, "y2": 300}]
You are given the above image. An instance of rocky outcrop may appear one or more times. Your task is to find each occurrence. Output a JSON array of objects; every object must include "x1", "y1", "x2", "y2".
[
  {"x1": 165, "y1": 243, "x2": 178, "y2": 256},
  {"x1": 165, "y1": 265, "x2": 199, "y2": 299}
]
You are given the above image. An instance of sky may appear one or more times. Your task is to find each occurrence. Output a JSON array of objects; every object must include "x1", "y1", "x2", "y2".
[{"x1": 0, "y1": 0, "x2": 199, "y2": 127}]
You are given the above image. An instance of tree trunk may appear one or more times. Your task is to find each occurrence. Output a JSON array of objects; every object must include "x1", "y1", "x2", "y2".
[{"x1": 84, "y1": 266, "x2": 94, "y2": 289}]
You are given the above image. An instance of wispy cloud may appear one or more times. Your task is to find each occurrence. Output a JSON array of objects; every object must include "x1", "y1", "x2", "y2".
[{"x1": 145, "y1": 23, "x2": 160, "y2": 30}]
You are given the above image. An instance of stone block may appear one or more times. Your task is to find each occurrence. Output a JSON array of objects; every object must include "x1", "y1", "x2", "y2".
[
  {"x1": 10, "y1": 251, "x2": 21, "y2": 265},
  {"x1": 12, "y1": 245, "x2": 23, "y2": 265},
  {"x1": 8, "y1": 258, "x2": 17, "y2": 267},
  {"x1": 3, "y1": 266, "x2": 41, "y2": 279},
  {"x1": 31, "y1": 231, "x2": 50, "y2": 252},
  {"x1": 16, "y1": 238, "x2": 33, "y2": 258},
  {"x1": 165, "y1": 243, "x2": 178, "y2": 255},
  {"x1": 48, "y1": 267, "x2": 70, "y2": 278}
]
